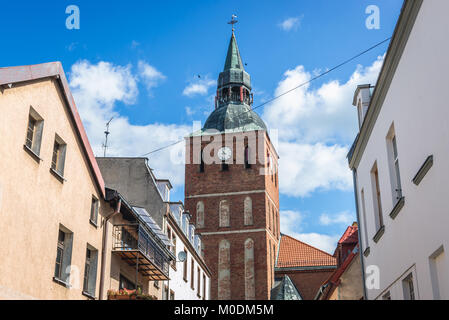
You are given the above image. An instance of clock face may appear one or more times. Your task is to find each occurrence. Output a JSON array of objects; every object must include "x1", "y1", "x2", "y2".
[{"x1": 218, "y1": 147, "x2": 232, "y2": 161}]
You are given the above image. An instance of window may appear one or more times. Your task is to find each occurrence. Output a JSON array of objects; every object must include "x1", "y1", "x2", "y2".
[
  {"x1": 221, "y1": 161, "x2": 229, "y2": 171},
  {"x1": 199, "y1": 150, "x2": 205, "y2": 173},
  {"x1": 244, "y1": 146, "x2": 251, "y2": 169},
  {"x1": 170, "y1": 290, "x2": 175, "y2": 300},
  {"x1": 83, "y1": 246, "x2": 98, "y2": 297},
  {"x1": 429, "y1": 246, "x2": 449, "y2": 300},
  {"x1": 387, "y1": 129, "x2": 402, "y2": 202},
  {"x1": 54, "y1": 230, "x2": 65, "y2": 280},
  {"x1": 197, "y1": 267, "x2": 201, "y2": 297},
  {"x1": 219, "y1": 200, "x2": 230, "y2": 227},
  {"x1": 154, "y1": 280, "x2": 159, "y2": 288},
  {"x1": 167, "y1": 226, "x2": 177, "y2": 269},
  {"x1": 171, "y1": 236, "x2": 177, "y2": 269},
  {"x1": 191, "y1": 259, "x2": 195, "y2": 290},
  {"x1": 402, "y1": 273, "x2": 415, "y2": 300},
  {"x1": 25, "y1": 107, "x2": 44, "y2": 156},
  {"x1": 203, "y1": 274, "x2": 206, "y2": 300},
  {"x1": 51, "y1": 135, "x2": 67, "y2": 177},
  {"x1": 183, "y1": 252, "x2": 188, "y2": 282},
  {"x1": 357, "y1": 100, "x2": 364, "y2": 129},
  {"x1": 163, "y1": 285, "x2": 169, "y2": 300},
  {"x1": 90, "y1": 196, "x2": 99, "y2": 226},
  {"x1": 119, "y1": 274, "x2": 135, "y2": 290},
  {"x1": 54, "y1": 226, "x2": 73, "y2": 285},
  {"x1": 371, "y1": 163, "x2": 384, "y2": 231}
]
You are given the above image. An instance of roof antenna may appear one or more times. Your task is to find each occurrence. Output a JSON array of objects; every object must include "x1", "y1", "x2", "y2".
[
  {"x1": 228, "y1": 14, "x2": 238, "y2": 33},
  {"x1": 102, "y1": 117, "x2": 113, "y2": 157}
]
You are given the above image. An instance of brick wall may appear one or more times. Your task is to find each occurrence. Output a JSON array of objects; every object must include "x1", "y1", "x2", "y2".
[
  {"x1": 275, "y1": 269, "x2": 335, "y2": 300},
  {"x1": 184, "y1": 131, "x2": 280, "y2": 300}
]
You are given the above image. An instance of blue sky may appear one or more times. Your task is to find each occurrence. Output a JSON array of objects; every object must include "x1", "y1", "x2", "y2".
[{"x1": 1, "y1": 0, "x2": 403, "y2": 252}]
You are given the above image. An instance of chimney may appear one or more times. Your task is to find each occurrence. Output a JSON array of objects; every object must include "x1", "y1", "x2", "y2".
[{"x1": 353, "y1": 84, "x2": 373, "y2": 129}]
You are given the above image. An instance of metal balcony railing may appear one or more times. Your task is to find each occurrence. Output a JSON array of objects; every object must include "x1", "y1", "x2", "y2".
[{"x1": 112, "y1": 224, "x2": 170, "y2": 279}]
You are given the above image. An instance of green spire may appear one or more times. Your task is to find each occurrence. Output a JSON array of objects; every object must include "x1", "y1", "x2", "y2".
[{"x1": 223, "y1": 32, "x2": 244, "y2": 71}]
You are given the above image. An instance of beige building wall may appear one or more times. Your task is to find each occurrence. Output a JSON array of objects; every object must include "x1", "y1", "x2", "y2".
[
  {"x1": 328, "y1": 255, "x2": 363, "y2": 300},
  {"x1": 0, "y1": 78, "x2": 112, "y2": 300}
]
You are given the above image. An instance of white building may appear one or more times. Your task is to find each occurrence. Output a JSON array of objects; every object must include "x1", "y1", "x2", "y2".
[
  {"x1": 162, "y1": 201, "x2": 211, "y2": 300},
  {"x1": 348, "y1": 0, "x2": 449, "y2": 300}
]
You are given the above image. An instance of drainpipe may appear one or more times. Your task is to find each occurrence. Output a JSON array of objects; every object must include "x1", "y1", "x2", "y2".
[
  {"x1": 352, "y1": 169, "x2": 367, "y2": 300},
  {"x1": 99, "y1": 198, "x2": 121, "y2": 300}
]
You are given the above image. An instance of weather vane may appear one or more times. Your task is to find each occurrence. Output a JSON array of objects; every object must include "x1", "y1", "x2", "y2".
[{"x1": 228, "y1": 14, "x2": 238, "y2": 33}]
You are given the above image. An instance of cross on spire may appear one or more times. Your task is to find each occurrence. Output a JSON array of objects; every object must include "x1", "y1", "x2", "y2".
[{"x1": 228, "y1": 14, "x2": 238, "y2": 33}]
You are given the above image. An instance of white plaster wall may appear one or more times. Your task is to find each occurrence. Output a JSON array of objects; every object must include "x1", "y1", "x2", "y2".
[
  {"x1": 164, "y1": 221, "x2": 210, "y2": 300},
  {"x1": 356, "y1": 0, "x2": 449, "y2": 300}
]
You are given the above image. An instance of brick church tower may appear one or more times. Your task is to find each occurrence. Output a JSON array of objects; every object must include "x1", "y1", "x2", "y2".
[{"x1": 184, "y1": 29, "x2": 280, "y2": 300}]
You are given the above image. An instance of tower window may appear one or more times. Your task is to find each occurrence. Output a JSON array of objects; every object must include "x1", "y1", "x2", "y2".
[
  {"x1": 244, "y1": 146, "x2": 251, "y2": 169},
  {"x1": 221, "y1": 161, "x2": 229, "y2": 171},
  {"x1": 199, "y1": 150, "x2": 205, "y2": 173}
]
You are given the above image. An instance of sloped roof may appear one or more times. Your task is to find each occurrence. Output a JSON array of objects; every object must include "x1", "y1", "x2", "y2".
[
  {"x1": 276, "y1": 234, "x2": 337, "y2": 268},
  {"x1": 271, "y1": 275, "x2": 303, "y2": 300},
  {"x1": 201, "y1": 103, "x2": 267, "y2": 134},
  {"x1": 0, "y1": 62, "x2": 105, "y2": 197},
  {"x1": 224, "y1": 32, "x2": 244, "y2": 71},
  {"x1": 338, "y1": 224, "x2": 358, "y2": 245}
]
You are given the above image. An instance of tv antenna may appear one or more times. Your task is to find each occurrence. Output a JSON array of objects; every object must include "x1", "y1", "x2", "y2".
[{"x1": 102, "y1": 117, "x2": 113, "y2": 157}]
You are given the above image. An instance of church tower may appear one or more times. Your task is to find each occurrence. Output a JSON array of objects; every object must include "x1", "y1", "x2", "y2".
[{"x1": 184, "y1": 27, "x2": 280, "y2": 300}]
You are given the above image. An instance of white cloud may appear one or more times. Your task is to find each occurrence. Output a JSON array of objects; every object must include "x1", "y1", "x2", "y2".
[
  {"x1": 263, "y1": 56, "x2": 384, "y2": 144},
  {"x1": 278, "y1": 16, "x2": 302, "y2": 31},
  {"x1": 319, "y1": 211, "x2": 355, "y2": 226},
  {"x1": 183, "y1": 78, "x2": 216, "y2": 97},
  {"x1": 263, "y1": 56, "x2": 384, "y2": 197},
  {"x1": 185, "y1": 106, "x2": 195, "y2": 116},
  {"x1": 295, "y1": 233, "x2": 340, "y2": 254},
  {"x1": 280, "y1": 210, "x2": 339, "y2": 254},
  {"x1": 138, "y1": 60, "x2": 166, "y2": 92},
  {"x1": 278, "y1": 142, "x2": 352, "y2": 197},
  {"x1": 69, "y1": 60, "x2": 188, "y2": 188}
]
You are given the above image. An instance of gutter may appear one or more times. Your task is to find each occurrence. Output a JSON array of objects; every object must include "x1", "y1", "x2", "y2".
[
  {"x1": 98, "y1": 198, "x2": 121, "y2": 300},
  {"x1": 352, "y1": 169, "x2": 367, "y2": 300}
]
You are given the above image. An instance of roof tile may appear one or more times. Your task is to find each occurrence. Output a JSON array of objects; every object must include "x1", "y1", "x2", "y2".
[{"x1": 276, "y1": 234, "x2": 337, "y2": 268}]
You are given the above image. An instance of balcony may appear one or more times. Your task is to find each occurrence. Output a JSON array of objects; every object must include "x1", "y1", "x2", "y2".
[{"x1": 112, "y1": 224, "x2": 170, "y2": 280}]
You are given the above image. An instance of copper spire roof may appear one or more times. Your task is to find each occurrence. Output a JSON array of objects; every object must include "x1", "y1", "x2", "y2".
[{"x1": 223, "y1": 32, "x2": 244, "y2": 71}]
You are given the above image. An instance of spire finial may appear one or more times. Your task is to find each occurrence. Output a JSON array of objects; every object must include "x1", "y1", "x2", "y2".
[{"x1": 228, "y1": 14, "x2": 238, "y2": 33}]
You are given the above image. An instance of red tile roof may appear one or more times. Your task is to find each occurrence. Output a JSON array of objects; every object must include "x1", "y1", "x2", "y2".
[
  {"x1": 276, "y1": 234, "x2": 337, "y2": 268},
  {"x1": 338, "y1": 224, "x2": 358, "y2": 245},
  {"x1": 0, "y1": 62, "x2": 105, "y2": 197}
]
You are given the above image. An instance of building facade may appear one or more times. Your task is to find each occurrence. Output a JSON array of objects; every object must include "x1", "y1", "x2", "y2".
[
  {"x1": 316, "y1": 224, "x2": 363, "y2": 300},
  {"x1": 165, "y1": 202, "x2": 211, "y2": 300},
  {"x1": 97, "y1": 157, "x2": 211, "y2": 300},
  {"x1": 184, "y1": 31, "x2": 280, "y2": 300},
  {"x1": 103, "y1": 188, "x2": 174, "y2": 300},
  {"x1": 274, "y1": 234, "x2": 336, "y2": 300},
  {"x1": 0, "y1": 62, "x2": 110, "y2": 300},
  {"x1": 348, "y1": 0, "x2": 449, "y2": 300}
]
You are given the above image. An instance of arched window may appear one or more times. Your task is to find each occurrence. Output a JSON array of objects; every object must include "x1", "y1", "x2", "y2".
[
  {"x1": 272, "y1": 207, "x2": 276, "y2": 236},
  {"x1": 199, "y1": 150, "x2": 204, "y2": 173},
  {"x1": 244, "y1": 238, "x2": 255, "y2": 300},
  {"x1": 196, "y1": 201, "x2": 204, "y2": 228},
  {"x1": 218, "y1": 239, "x2": 231, "y2": 300},
  {"x1": 244, "y1": 197, "x2": 253, "y2": 226},
  {"x1": 244, "y1": 145, "x2": 251, "y2": 169},
  {"x1": 219, "y1": 200, "x2": 230, "y2": 227}
]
